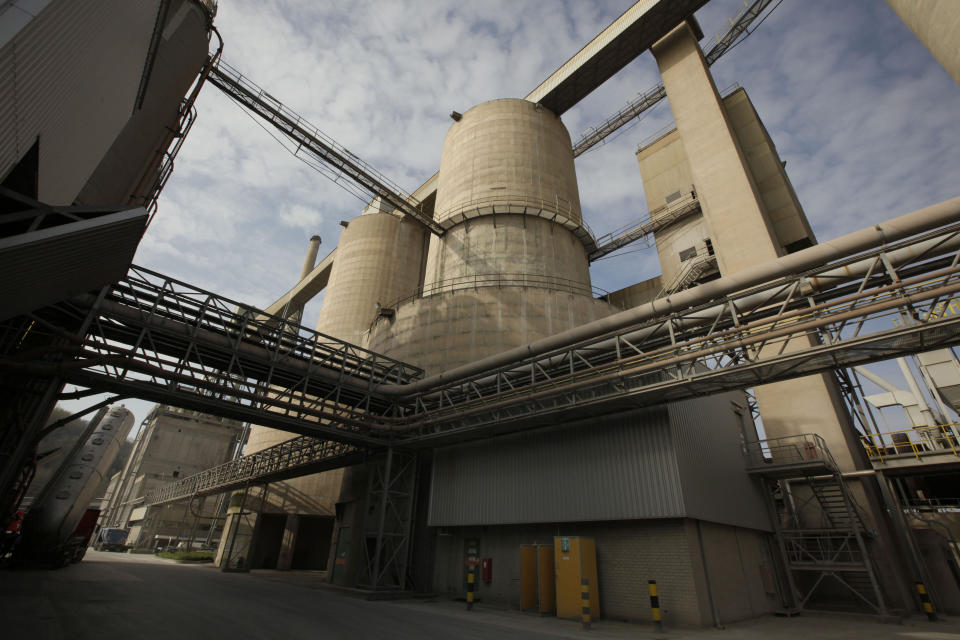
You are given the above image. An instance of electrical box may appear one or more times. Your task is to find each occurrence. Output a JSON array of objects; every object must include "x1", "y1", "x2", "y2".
[
  {"x1": 520, "y1": 544, "x2": 555, "y2": 614},
  {"x1": 481, "y1": 557, "x2": 493, "y2": 582},
  {"x1": 554, "y1": 536, "x2": 598, "y2": 620}
]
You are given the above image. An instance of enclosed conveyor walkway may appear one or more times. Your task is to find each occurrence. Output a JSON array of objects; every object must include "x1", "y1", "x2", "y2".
[{"x1": 104, "y1": 196, "x2": 960, "y2": 508}]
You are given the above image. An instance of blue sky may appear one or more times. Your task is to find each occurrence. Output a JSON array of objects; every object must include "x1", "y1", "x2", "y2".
[{"x1": 63, "y1": 0, "x2": 960, "y2": 429}]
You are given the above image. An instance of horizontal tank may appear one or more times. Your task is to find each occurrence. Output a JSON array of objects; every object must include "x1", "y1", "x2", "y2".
[{"x1": 21, "y1": 405, "x2": 135, "y2": 563}]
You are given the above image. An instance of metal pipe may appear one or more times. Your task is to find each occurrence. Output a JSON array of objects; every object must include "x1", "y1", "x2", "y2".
[
  {"x1": 300, "y1": 235, "x2": 322, "y2": 281},
  {"x1": 392, "y1": 279, "x2": 960, "y2": 431},
  {"x1": 897, "y1": 357, "x2": 940, "y2": 426},
  {"x1": 378, "y1": 195, "x2": 960, "y2": 396}
]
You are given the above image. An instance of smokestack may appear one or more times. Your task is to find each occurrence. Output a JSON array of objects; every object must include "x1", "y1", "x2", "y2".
[{"x1": 300, "y1": 235, "x2": 321, "y2": 281}]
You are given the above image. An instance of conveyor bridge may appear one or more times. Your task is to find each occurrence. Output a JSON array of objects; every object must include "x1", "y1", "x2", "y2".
[{"x1": 5, "y1": 199, "x2": 960, "y2": 508}]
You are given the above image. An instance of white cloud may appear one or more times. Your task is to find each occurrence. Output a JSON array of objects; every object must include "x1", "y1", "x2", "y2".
[{"x1": 139, "y1": 0, "x2": 960, "y2": 316}]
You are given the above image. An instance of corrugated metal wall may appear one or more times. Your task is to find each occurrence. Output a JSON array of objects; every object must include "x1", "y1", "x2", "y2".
[
  {"x1": 428, "y1": 406, "x2": 686, "y2": 526},
  {"x1": 670, "y1": 393, "x2": 771, "y2": 531},
  {"x1": 0, "y1": 0, "x2": 161, "y2": 203}
]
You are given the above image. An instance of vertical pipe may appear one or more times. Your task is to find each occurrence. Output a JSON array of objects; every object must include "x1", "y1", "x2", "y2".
[
  {"x1": 695, "y1": 521, "x2": 723, "y2": 628},
  {"x1": 897, "y1": 358, "x2": 939, "y2": 426},
  {"x1": 300, "y1": 235, "x2": 322, "y2": 280}
]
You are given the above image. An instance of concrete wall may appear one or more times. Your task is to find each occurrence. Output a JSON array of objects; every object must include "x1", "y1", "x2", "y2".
[
  {"x1": 369, "y1": 286, "x2": 616, "y2": 375},
  {"x1": 431, "y1": 518, "x2": 774, "y2": 626},
  {"x1": 76, "y1": 0, "x2": 209, "y2": 207},
  {"x1": 433, "y1": 99, "x2": 581, "y2": 226},
  {"x1": 315, "y1": 211, "x2": 427, "y2": 343},
  {"x1": 0, "y1": 0, "x2": 162, "y2": 204},
  {"x1": 602, "y1": 276, "x2": 662, "y2": 310},
  {"x1": 102, "y1": 407, "x2": 239, "y2": 527},
  {"x1": 723, "y1": 88, "x2": 814, "y2": 252},
  {"x1": 651, "y1": 21, "x2": 781, "y2": 275},
  {"x1": 886, "y1": 0, "x2": 960, "y2": 86}
]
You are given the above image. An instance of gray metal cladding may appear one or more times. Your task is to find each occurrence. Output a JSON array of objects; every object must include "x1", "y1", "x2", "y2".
[
  {"x1": 428, "y1": 406, "x2": 686, "y2": 526},
  {"x1": 669, "y1": 394, "x2": 771, "y2": 531},
  {"x1": 0, "y1": 0, "x2": 161, "y2": 202}
]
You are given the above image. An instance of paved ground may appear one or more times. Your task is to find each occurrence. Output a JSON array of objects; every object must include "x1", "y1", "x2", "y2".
[{"x1": 2, "y1": 550, "x2": 960, "y2": 640}]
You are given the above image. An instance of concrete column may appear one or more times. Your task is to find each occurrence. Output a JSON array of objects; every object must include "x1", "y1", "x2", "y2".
[
  {"x1": 886, "y1": 0, "x2": 960, "y2": 86},
  {"x1": 651, "y1": 21, "x2": 781, "y2": 274},
  {"x1": 276, "y1": 514, "x2": 300, "y2": 570}
]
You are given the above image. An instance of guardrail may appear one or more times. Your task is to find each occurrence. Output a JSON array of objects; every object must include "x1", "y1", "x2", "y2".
[
  {"x1": 743, "y1": 434, "x2": 837, "y2": 471},
  {"x1": 384, "y1": 272, "x2": 610, "y2": 310},
  {"x1": 860, "y1": 424, "x2": 960, "y2": 463}
]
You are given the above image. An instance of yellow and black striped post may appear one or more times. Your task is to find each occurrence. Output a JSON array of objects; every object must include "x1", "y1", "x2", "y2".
[
  {"x1": 466, "y1": 570, "x2": 475, "y2": 611},
  {"x1": 915, "y1": 582, "x2": 937, "y2": 621},
  {"x1": 581, "y1": 577, "x2": 591, "y2": 630},
  {"x1": 648, "y1": 579, "x2": 663, "y2": 631}
]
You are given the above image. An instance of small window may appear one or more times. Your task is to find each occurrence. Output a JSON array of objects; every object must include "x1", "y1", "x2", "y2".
[
  {"x1": 665, "y1": 190, "x2": 682, "y2": 204},
  {"x1": 784, "y1": 237, "x2": 813, "y2": 254},
  {"x1": 679, "y1": 246, "x2": 697, "y2": 262},
  {"x1": 704, "y1": 239, "x2": 714, "y2": 256}
]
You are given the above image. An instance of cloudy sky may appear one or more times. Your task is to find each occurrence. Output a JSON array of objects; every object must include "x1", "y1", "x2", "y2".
[{"x1": 64, "y1": 0, "x2": 960, "y2": 428}]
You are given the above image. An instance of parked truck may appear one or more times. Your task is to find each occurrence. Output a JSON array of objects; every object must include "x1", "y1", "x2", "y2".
[{"x1": 94, "y1": 527, "x2": 128, "y2": 552}]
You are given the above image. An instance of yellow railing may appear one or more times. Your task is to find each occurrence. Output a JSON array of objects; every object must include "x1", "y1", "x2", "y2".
[{"x1": 860, "y1": 424, "x2": 960, "y2": 463}]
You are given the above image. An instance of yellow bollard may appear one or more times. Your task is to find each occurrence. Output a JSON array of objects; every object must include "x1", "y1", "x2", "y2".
[
  {"x1": 467, "y1": 570, "x2": 475, "y2": 611},
  {"x1": 581, "y1": 577, "x2": 591, "y2": 630},
  {"x1": 915, "y1": 582, "x2": 937, "y2": 621},
  {"x1": 649, "y1": 580, "x2": 663, "y2": 631}
]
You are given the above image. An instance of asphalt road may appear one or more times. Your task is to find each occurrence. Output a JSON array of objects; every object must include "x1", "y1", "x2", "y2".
[
  {"x1": 3, "y1": 550, "x2": 960, "y2": 640},
  {"x1": 0, "y1": 550, "x2": 604, "y2": 640}
]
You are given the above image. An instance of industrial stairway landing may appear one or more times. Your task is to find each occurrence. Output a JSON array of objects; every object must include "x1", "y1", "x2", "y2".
[{"x1": 744, "y1": 434, "x2": 887, "y2": 615}]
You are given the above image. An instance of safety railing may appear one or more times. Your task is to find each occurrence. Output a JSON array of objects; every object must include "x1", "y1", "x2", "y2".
[
  {"x1": 434, "y1": 193, "x2": 595, "y2": 246},
  {"x1": 590, "y1": 193, "x2": 700, "y2": 260},
  {"x1": 743, "y1": 434, "x2": 838, "y2": 472},
  {"x1": 385, "y1": 272, "x2": 610, "y2": 310},
  {"x1": 860, "y1": 424, "x2": 960, "y2": 463}
]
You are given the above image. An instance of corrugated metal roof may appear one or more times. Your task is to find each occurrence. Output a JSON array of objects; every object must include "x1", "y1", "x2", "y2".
[
  {"x1": 428, "y1": 406, "x2": 686, "y2": 526},
  {"x1": 0, "y1": 207, "x2": 147, "y2": 321}
]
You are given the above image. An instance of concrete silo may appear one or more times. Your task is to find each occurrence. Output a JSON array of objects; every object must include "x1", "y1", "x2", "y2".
[
  {"x1": 370, "y1": 99, "x2": 616, "y2": 372},
  {"x1": 235, "y1": 205, "x2": 428, "y2": 571}
]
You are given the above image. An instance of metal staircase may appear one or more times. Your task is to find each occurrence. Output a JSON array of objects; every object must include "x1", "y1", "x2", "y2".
[
  {"x1": 658, "y1": 250, "x2": 718, "y2": 297},
  {"x1": 589, "y1": 192, "x2": 700, "y2": 261},
  {"x1": 744, "y1": 434, "x2": 887, "y2": 615}
]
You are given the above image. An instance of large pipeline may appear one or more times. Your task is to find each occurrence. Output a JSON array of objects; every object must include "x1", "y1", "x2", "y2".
[{"x1": 377, "y1": 195, "x2": 960, "y2": 397}]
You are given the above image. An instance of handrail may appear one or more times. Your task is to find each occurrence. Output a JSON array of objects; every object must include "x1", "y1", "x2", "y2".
[
  {"x1": 434, "y1": 193, "x2": 595, "y2": 244},
  {"x1": 383, "y1": 272, "x2": 610, "y2": 311},
  {"x1": 860, "y1": 424, "x2": 960, "y2": 463},
  {"x1": 743, "y1": 434, "x2": 837, "y2": 471}
]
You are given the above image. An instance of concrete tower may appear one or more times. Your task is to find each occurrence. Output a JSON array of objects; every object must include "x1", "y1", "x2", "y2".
[
  {"x1": 886, "y1": 0, "x2": 960, "y2": 86},
  {"x1": 234, "y1": 208, "x2": 428, "y2": 571},
  {"x1": 370, "y1": 99, "x2": 615, "y2": 373}
]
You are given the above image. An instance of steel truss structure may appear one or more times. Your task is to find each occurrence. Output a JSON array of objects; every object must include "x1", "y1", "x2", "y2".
[
  {"x1": 3, "y1": 201, "x2": 960, "y2": 590},
  {"x1": 571, "y1": 0, "x2": 776, "y2": 157},
  {"x1": 147, "y1": 436, "x2": 366, "y2": 506},
  {"x1": 744, "y1": 434, "x2": 886, "y2": 615},
  {"x1": 359, "y1": 448, "x2": 417, "y2": 590},
  {"x1": 0, "y1": 265, "x2": 423, "y2": 447},
  {"x1": 207, "y1": 60, "x2": 443, "y2": 235},
  {"x1": 396, "y1": 223, "x2": 960, "y2": 446}
]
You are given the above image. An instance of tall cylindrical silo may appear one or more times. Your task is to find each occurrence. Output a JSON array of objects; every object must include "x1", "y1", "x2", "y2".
[
  {"x1": 371, "y1": 99, "x2": 616, "y2": 374},
  {"x1": 236, "y1": 209, "x2": 427, "y2": 571}
]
